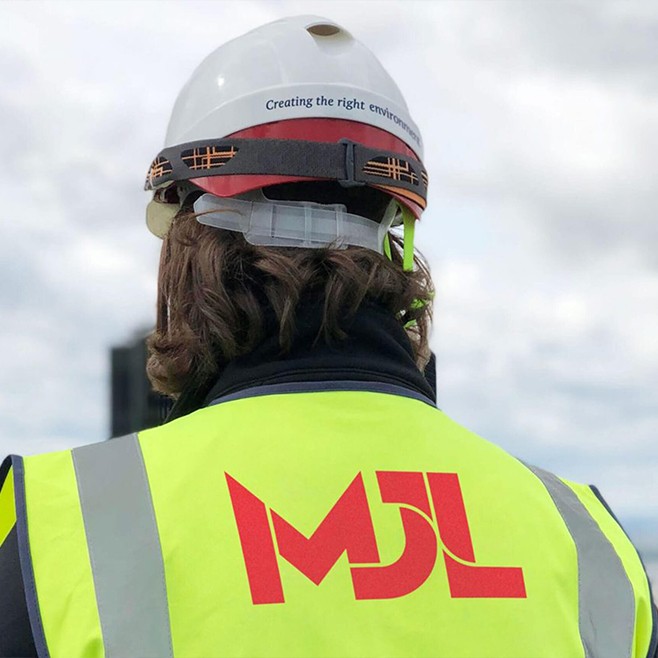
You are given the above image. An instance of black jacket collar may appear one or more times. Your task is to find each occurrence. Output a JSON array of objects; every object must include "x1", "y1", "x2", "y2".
[{"x1": 167, "y1": 302, "x2": 436, "y2": 422}]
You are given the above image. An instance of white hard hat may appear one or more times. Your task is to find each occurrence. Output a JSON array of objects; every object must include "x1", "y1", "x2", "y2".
[
  {"x1": 145, "y1": 16, "x2": 428, "y2": 242},
  {"x1": 165, "y1": 15, "x2": 423, "y2": 157}
]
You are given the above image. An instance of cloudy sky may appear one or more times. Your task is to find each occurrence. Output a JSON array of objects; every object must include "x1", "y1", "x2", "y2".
[{"x1": 0, "y1": 1, "x2": 656, "y2": 551}]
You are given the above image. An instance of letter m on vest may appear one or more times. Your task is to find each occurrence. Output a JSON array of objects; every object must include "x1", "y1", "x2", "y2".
[
  {"x1": 226, "y1": 472, "x2": 526, "y2": 605},
  {"x1": 226, "y1": 473, "x2": 379, "y2": 603}
]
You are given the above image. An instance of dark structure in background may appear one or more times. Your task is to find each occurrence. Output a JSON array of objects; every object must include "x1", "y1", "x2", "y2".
[{"x1": 111, "y1": 331, "x2": 172, "y2": 438}]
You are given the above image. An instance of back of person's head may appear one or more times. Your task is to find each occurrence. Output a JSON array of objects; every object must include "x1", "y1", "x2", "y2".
[{"x1": 143, "y1": 16, "x2": 433, "y2": 399}]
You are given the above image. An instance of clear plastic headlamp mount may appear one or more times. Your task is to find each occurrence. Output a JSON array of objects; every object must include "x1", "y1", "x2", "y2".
[{"x1": 193, "y1": 191, "x2": 399, "y2": 254}]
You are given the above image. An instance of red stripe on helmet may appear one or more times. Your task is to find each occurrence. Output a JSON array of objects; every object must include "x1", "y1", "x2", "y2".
[{"x1": 188, "y1": 118, "x2": 424, "y2": 219}]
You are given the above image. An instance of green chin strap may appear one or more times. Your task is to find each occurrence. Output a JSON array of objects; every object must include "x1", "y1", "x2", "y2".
[
  {"x1": 382, "y1": 205, "x2": 415, "y2": 272},
  {"x1": 402, "y1": 206, "x2": 415, "y2": 272},
  {"x1": 383, "y1": 233, "x2": 392, "y2": 261},
  {"x1": 382, "y1": 206, "x2": 422, "y2": 329}
]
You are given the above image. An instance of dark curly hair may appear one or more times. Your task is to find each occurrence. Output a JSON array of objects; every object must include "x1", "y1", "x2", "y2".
[{"x1": 146, "y1": 184, "x2": 434, "y2": 398}]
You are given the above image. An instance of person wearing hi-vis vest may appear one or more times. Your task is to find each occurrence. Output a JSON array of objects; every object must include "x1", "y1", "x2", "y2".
[{"x1": 0, "y1": 15, "x2": 656, "y2": 658}]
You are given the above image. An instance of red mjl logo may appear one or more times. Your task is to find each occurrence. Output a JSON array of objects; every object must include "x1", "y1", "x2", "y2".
[{"x1": 226, "y1": 471, "x2": 526, "y2": 604}]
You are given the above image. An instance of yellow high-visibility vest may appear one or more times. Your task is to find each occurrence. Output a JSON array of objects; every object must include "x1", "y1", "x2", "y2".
[{"x1": 1, "y1": 387, "x2": 655, "y2": 657}]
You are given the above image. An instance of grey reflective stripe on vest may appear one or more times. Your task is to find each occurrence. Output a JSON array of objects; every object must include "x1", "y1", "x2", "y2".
[
  {"x1": 526, "y1": 464, "x2": 635, "y2": 658},
  {"x1": 72, "y1": 434, "x2": 173, "y2": 658}
]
